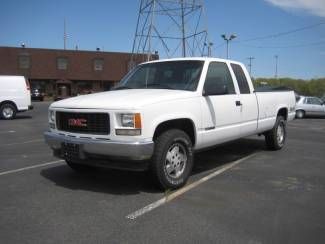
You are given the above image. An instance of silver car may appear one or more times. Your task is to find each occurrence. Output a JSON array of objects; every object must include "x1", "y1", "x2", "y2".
[{"x1": 296, "y1": 96, "x2": 325, "y2": 118}]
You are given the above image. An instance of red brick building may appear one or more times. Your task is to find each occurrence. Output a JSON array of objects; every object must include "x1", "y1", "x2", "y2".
[{"x1": 0, "y1": 46, "x2": 155, "y2": 98}]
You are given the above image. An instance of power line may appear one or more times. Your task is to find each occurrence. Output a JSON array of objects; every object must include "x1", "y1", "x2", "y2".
[
  {"x1": 237, "y1": 21, "x2": 325, "y2": 43},
  {"x1": 239, "y1": 40, "x2": 325, "y2": 49},
  {"x1": 213, "y1": 21, "x2": 325, "y2": 53}
]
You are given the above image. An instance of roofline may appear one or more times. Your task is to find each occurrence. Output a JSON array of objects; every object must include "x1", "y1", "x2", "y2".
[
  {"x1": 0, "y1": 75, "x2": 25, "y2": 78},
  {"x1": 141, "y1": 56, "x2": 242, "y2": 64},
  {"x1": 0, "y1": 45, "x2": 149, "y2": 56}
]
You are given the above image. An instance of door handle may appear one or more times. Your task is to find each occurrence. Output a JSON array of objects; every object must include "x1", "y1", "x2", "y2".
[{"x1": 236, "y1": 101, "x2": 242, "y2": 106}]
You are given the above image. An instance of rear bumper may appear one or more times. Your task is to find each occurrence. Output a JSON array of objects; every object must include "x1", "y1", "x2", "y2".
[{"x1": 44, "y1": 131, "x2": 154, "y2": 162}]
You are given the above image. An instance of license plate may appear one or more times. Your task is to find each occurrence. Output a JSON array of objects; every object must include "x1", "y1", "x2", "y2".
[{"x1": 61, "y1": 142, "x2": 80, "y2": 160}]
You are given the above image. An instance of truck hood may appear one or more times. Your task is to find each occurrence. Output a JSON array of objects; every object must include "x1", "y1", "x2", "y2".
[{"x1": 50, "y1": 89, "x2": 197, "y2": 110}]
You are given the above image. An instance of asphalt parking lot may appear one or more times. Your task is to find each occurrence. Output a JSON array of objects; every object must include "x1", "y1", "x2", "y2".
[{"x1": 1, "y1": 101, "x2": 325, "y2": 243}]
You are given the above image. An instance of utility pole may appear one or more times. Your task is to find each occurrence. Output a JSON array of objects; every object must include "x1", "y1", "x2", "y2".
[
  {"x1": 221, "y1": 34, "x2": 237, "y2": 59},
  {"x1": 274, "y1": 55, "x2": 278, "y2": 79},
  {"x1": 247, "y1": 57, "x2": 255, "y2": 77},
  {"x1": 63, "y1": 18, "x2": 67, "y2": 50}
]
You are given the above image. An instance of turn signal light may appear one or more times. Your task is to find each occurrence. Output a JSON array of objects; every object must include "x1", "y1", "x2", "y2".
[{"x1": 134, "y1": 113, "x2": 142, "y2": 129}]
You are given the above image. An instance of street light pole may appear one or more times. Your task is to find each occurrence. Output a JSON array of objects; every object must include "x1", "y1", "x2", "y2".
[
  {"x1": 205, "y1": 42, "x2": 214, "y2": 57},
  {"x1": 221, "y1": 34, "x2": 236, "y2": 59},
  {"x1": 226, "y1": 39, "x2": 229, "y2": 58}
]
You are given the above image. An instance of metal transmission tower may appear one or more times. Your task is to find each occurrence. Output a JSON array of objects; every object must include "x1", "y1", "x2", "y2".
[{"x1": 130, "y1": 0, "x2": 210, "y2": 66}]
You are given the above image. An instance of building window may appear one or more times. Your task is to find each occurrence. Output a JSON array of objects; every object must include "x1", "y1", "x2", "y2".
[
  {"x1": 57, "y1": 57, "x2": 68, "y2": 70},
  {"x1": 18, "y1": 55, "x2": 30, "y2": 69},
  {"x1": 94, "y1": 59, "x2": 104, "y2": 71}
]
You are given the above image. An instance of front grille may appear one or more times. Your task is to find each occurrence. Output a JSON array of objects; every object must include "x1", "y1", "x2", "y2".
[{"x1": 56, "y1": 112, "x2": 110, "y2": 135}]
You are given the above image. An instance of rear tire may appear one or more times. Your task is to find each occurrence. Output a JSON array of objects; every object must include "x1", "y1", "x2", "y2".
[
  {"x1": 0, "y1": 103, "x2": 17, "y2": 120},
  {"x1": 295, "y1": 110, "x2": 305, "y2": 119},
  {"x1": 151, "y1": 129, "x2": 193, "y2": 190},
  {"x1": 265, "y1": 116, "x2": 286, "y2": 150},
  {"x1": 65, "y1": 160, "x2": 95, "y2": 172}
]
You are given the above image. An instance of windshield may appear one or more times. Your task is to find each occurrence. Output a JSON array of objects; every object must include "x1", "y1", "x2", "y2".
[{"x1": 114, "y1": 60, "x2": 204, "y2": 91}]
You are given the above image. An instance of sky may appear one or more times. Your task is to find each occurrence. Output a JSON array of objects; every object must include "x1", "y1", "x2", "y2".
[{"x1": 0, "y1": 0, "x2": 324, "y2": 79}]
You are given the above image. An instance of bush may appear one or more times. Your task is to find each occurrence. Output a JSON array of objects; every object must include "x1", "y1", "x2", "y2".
[{"x1": 253, "y1": 78, "x2": 325, "y2": 97}]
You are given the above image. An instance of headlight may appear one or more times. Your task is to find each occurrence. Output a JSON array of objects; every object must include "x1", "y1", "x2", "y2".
[
  {"x1": 120, "y1": 113, "x2": 141, "y2": 128},
  {"x1": 49, "y1": 110, "x2": 55, "y2": 122},
  {"x1": 117, "y1": 113, "x2": 142, "y2": 136},
  {"x1": 121, "y1": 114, "x2": 135, "y2": 127}
]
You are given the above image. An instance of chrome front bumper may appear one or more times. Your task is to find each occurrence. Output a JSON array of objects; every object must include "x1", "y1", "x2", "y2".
[{"x1": 44, "y1": 131, "x2": 154, "y2": 161}]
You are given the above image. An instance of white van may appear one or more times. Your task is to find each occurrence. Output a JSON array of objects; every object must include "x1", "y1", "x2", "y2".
[{"x1": 0, "y1": 76, "x2": 33, "y2": 119}]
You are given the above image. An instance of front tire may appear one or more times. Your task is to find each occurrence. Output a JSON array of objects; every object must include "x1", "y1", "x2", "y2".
[
  {"x1": 265, "y1": 116, "x2": 286, "y2": 150},
  {"x1": 0, "y1": 103, "x2": 17, "y2": 120},
  {"x1": 151, "y1": 129, "x2": 193, "y2": 190}
]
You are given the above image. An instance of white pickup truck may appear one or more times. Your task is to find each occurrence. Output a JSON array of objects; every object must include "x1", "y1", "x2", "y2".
[{"x1": 44, "y1": 58, "x2": 296, "y2": 189}]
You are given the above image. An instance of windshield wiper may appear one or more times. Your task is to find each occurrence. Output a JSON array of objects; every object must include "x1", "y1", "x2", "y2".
[{"x1": 142, "y1": 83, "x2": 173, "y2": 89}]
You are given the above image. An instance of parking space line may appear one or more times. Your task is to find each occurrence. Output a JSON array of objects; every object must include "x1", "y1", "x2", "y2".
[
  {"x1": 0, "y1": 130, "x2": 16, "y2": 134},
  {"x1": 126, "y1": 153, "x2": 259, "y2": 220},
  {"x1": 0, "y1": 139, "x2": 43, "y2": 147},
  {"x1": 0, "y1": 160, "x2": 64, "y2": 176}
]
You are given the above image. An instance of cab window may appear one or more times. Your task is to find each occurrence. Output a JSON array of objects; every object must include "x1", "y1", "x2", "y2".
[
  {"x1": 231, "y1": 63, "x2": 250, "y2": 94},
  {"x1": 203, "y1": 62, "x2": 235, "y2": 95}
]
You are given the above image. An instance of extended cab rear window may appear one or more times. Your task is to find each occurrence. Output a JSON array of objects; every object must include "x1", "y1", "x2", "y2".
[{"x1": 231, "y1": 63, "x2": 251, "y2": 94}]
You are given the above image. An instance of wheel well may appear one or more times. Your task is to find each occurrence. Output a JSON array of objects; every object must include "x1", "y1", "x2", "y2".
[
  {"x1": 277, "y1": 107, "x2": 288, "y2": 120},
  {"x1": 0, "y1": 101, "x2": 17, "y2": 111},
  {"x1": 153, "y1": 119, "x2": 196, "y2": 145}
]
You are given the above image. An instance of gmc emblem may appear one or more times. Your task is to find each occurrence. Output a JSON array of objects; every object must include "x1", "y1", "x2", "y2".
[{"x1": 68, "y1": 118, "x2": 87, "y2": 127}]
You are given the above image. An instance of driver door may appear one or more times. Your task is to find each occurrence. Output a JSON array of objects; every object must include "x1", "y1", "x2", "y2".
[{"x1": 200, "y1": 62, "x2": 241, "y2": 148}]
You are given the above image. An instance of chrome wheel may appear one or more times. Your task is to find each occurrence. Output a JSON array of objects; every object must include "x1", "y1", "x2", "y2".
[
  {"x1": 164, "y1": 143, "x2": 187, "y2": 179},
  {"x1": 2, "y1": 106, "x2": 14, "y2": 119},
  {"x1": 277, "y1": 123, "x2": 285, "y2": 145},
  {"x1": 152, "y1": 129, "x2": 193, "y2": 190}
]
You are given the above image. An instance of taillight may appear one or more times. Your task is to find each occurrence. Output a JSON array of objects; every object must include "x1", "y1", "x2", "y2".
[{"x1": 25, "y1": 79, "x2": 30, "y2": 90}]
